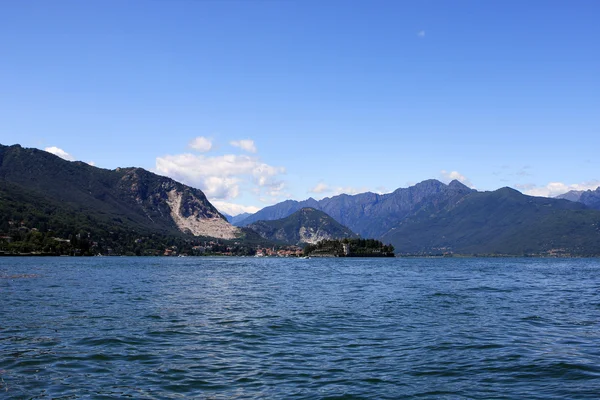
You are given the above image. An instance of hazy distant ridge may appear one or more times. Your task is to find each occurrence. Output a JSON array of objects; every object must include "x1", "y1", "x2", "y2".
[{"x1": 557, "y1": 187, "x2": 600, "y2": 210}]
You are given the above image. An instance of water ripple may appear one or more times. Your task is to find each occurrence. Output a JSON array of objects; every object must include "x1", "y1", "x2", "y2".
[{"x1": 1, "y1": 257, "x2": 600, "y2": 398}]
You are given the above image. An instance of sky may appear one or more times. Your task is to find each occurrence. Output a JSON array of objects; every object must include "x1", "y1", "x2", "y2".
[{"x1": 1, "y1": 0, "x2": 599, "y2": 215}]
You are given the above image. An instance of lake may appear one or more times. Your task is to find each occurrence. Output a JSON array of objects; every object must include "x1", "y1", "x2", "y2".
[{"x1": 1, "y1": 257, "x2": 600, "y2": 399}]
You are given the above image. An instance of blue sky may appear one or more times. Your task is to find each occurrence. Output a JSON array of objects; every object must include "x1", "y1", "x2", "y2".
[{"x1": 1, "y1": 0, "x2": 599, "y2": 214}]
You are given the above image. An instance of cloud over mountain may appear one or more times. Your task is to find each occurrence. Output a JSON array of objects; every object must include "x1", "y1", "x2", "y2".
[
  {"x1": 45, "y1": 146, "x2": 75, "y2": 161},
  {"x1": 518, "y1": 181, "x2": 600, "y2": 198},
  {"x1": 155, "y1": 151, "x2": 285, "y2": 201},
  {"x1": 440, "y1": 170, "x2": 474, "y2": 188},
  {"x1": 308, "y1": 183, "x2": 371, "y2": 197}
]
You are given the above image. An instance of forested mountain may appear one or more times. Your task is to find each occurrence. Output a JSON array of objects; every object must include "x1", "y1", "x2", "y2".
[
  {"x1": 382, "y1": 187, "x2": 600, "y2": 256},
  {"x1": 0, "y1": 144, "x2": 238, "y2": 237},
  {"x1": 0, "y1": 144, "x2": 263, "y2": 255},
  {"x1": 248, "y1": 208, "x2": 357, "y2": 245}
]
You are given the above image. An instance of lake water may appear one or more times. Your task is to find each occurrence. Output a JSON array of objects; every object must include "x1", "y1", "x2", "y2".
[{"x1": 1, "y1": 257, "x2": 600, "y2": 399}]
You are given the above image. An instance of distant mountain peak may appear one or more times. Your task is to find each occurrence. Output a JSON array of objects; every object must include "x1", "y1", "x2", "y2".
[
  {"x1": 412, "y1": 179, "x2": 445, "y2": 189},
  {"x1": 556, "y1": 190, "x2": 585, "y2": 202},
  {"x1": 557, "y1": 186, "x2": 600, "y2": 210},
  {"x1": 448, "y1": 179, "x2": 471, "y2": 191},
  {"x1": 224, "y1": 212, "x2": 253, "y2": 226},
  {"x1": 498, "y1": 186, "x2": 522, "y2": 195}
]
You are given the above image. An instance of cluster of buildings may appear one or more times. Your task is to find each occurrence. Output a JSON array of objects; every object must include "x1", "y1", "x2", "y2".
[
  {"x1": 163, "y1": 240, "x2": 238, "y2": 256},
  {"x1": 255, "y1": 246, "x2": 303, "y2": 257}
]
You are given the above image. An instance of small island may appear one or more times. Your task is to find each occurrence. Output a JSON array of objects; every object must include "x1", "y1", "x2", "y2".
[{"x1": 303, "y1": 238, "x2": 395, "y2": 258}]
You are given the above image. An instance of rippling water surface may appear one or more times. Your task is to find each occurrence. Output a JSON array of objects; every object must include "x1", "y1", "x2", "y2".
[{"x1": 2, "y1": 257, "x2": 600, "y2": 399}]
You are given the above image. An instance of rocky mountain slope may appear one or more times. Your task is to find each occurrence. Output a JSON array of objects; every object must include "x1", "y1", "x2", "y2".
[
  {"x1": 247, "y1": 208, "x2": 358, "y2": 245},
  {"x1": 0, "y1": 144, "x2": 239, "y2": 239}
]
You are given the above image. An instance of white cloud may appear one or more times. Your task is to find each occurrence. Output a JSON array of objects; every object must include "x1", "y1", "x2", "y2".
[
  {"x1": 155, "y1": 153, "x2": 286, "y2": 201},
  {"x1": 514, "y1": 183, "x2": 536, "y2": 191},
  {"x1": 202, "y1": 176, "x2": 240, "y2": 199},
  {"x1": 440, "y1": 170, "x2": 474, "y2": 188},
  {"x1": 417, "y1": 30, "x2": 425, "y2": 37},
  {"x1": 308, "y1": 183, "x2": 370, "y2": 197},
  {"x1": 265, "y1": 182, "x2": 291, "y2": 199},
  {"x1": 188, "y1": 136, "x2": 213, "y2": 152},
  {"x1": 230, "y1": 139, "x2": 257, "y2": 153},
  {"x1": 374, "y1": 186, "x2": 390, "y2": 194},
  {"x1": 45, "y1": 146, "x2": 75, "y2": 161},
  {"x1": 44, "y1": 147, "x2": 96, "y2": 167},
  {"x1": 309, "y1": 183, "x2": 330, "y2": 194},
  {"x1": 335, "y1": 186, "x2": 369, "y2": 195},
  {"x1": 518, "y1": 181, "x2": 600, "y2": 198},
  {"x1": 211, "y1": 200, "x2": 260, "y2": 216}
]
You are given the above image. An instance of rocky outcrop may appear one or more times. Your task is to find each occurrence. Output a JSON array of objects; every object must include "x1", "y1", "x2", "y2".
[
  {"x1": 166, "y1": 189, "x2": 238, "y2": 239},
  {"x1": 115, "y1": 168, "x2": 239, "y2": 238}
]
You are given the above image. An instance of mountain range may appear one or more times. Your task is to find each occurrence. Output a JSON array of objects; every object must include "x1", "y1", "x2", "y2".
[
  {"x1": 235, "y1": 179, "x2": 600, "y2": 256},
  {"x1": 236, "y1": 179, "x2": 475, "y2": 238},
  {"x1": 3, "y1": 143, "x2": 600, "y2": 256}
]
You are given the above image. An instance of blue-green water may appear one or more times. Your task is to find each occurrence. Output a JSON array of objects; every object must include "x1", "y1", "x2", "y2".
[{"x1": 1, "y1": 257, "x2": 600, "y2": 399}]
